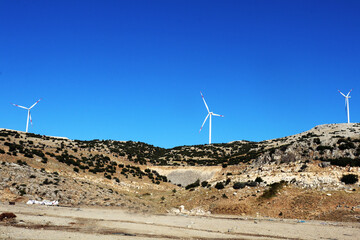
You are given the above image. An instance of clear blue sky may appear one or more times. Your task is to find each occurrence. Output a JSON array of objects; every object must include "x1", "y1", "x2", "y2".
[{"x1": 0, "y1": 0, "x2": 359, "y2": 148}]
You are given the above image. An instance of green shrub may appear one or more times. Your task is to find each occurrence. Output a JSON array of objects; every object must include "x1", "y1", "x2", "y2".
[
  {"x1": 341, "y1": 174, "x2": 358, "y2": 184},
  {"x1": 260, "y1": 181, "x2": 286, "y2": 199},
  {"x1": 255, "y1": 177, "x2": 263, "y2": 183}
]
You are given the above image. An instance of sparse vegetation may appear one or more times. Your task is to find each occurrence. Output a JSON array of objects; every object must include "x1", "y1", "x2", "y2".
[
  {"x1": 341, "y1": 174, "x2": 358, "y2": 184},
  {"x1": 260, "y1": 181, "x2": 286, "y2": 199},
  {"x1": 16, "y1": 160, "x2": 28, "y2": 166},
  {"x1": 0, "y1": 124, "x2": 359, "y2": 219},
  {"x1": 325, "y1": 158, "x2": 360, "y2": 167}
]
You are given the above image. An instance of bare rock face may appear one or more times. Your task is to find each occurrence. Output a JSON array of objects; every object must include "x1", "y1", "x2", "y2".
[{"x1": 161, "y1": 168, "x2": 220, "y2": 186}]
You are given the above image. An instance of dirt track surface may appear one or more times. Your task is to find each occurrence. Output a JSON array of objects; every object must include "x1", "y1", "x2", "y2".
[{"x1": 1, "y1": 203, "x2": 359, "y2": 240}]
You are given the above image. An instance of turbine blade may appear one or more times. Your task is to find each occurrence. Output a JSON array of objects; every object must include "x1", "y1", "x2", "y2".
[
  {"x1": 199, "y1": 114, "x2": 209, "y2": 133},
  {"x1": 212, "y1": 113, "x2": 224, "y2": 117},
  {"x1": 30, "y1": 98, "x2": 42, "y2": 109},
  {"x1": 338, "y1": 90, "x2": 346, "y2": 97},
  {"x1": 200, "y1": 91, "x2": 210, "y2": 113},
  {"x1": 12, "y1": 103, "x2": 28, "y2": 110},
  {"x1": 346, "y1": 89, "x2": 353, "y2": 97}
]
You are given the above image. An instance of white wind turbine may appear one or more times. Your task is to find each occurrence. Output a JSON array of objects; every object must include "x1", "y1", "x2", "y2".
[
  {"x1": 199, "y1": 92, "x2": 224, "y2": 144},
  {"x1": 338, "y1": 89, "x2": 352, "y2": 124},
  {"x1": 12, "y1": 99, "x2": 42, "y2": 132}
]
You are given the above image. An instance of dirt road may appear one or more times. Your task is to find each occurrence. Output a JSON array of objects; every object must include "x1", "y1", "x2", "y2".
[{"x1": 0, "y1": 203, "x2": 359, "y2": 239}]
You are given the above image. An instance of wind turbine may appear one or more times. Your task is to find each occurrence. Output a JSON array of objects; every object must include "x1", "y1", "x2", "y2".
[
  {"x1": 199, "y1": 92, "x2": 223, "y2": 144},
  {"x1": 12, "y1": 99, "x2": 42, "y2": 132},
  {"x1": 338, "y1": 89, "x2": 352, "y2": 124}
]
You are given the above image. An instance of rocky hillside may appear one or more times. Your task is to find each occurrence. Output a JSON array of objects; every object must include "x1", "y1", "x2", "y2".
[{"x1": 0, "y1": 124, "x2": 359, "y2": 221}]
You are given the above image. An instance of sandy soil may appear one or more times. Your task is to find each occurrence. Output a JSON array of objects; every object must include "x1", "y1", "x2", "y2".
[{"x1": 0, "y1": 202, "x2": 359, "y2": 240}]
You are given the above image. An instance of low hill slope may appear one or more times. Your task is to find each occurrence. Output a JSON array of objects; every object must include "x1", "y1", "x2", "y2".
[{"x1": 0, "y1": 124, "x2": 359, "y2": 221}]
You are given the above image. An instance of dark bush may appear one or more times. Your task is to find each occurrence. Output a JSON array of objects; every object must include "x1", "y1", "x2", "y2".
[
  {"x1": 225, "y1": 178, "x2": 231, "y2": 185},
  {"x1": 255, "y1": 177, "x2": 263, "y2": 183},
  {"x1": 73, "y1": 167, "x2": 79, "y2": 173},
  {"x1": 16, "y1": 160, "x2": 27, "y2": 166},
  {"x1": 260, "y1": 181, "x2": 286, "y2": 199},
  {"x1": 341, "y1": 174, "x2": 358, "y2": 184},
  {"x1": 299, "y1": 164, "x2": 307, "y2": 172},
  {"x1": 246, "y1": 181, "x2": 257, "y2": 187},
  {"x1": 32, "y1": 149, "x2": 45, "y2": 158},
  {"x1": 0, "y1": 212, "x2": 17, "y2": 221},
  {"x1": 215, "y1": 182, "x2": 224, "y2": 190},
  {"x1": 326, "y1": 158, "x2": 360, "y2": 167},
  {"x1": 18, "y1": 188, "x2": 26, "y2": 196},
  {"x1": 43, "y1": 178, "x2": 52, "y2": 185},
  {"x1": 338, "y1": 142, "x2": 355, "y2": 150},
  {"x1": 280, "y1": 144, "x2": 289, "y2": 152},
  {"x1": 233, "y1": 182, "x2": 246, "y2": 189},
  {"x1": 316, "y1": 145, "x2": 333, "y2": 152},
  {"x1": 185, "y1": 179, "x2": 200, "y2": 190},
  {"x1": 201, "y1": 181, "x2": 208, "y2": 187},
  {"x1": 337, "y1": 139, "x2": 356, "y2": 150}
]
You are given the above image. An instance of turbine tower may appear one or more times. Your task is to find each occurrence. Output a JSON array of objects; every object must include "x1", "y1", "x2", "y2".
[
  {"x1": 199, "y1": 92, "x2": 223, "y2": 144},
  {"x1": 12, "y1": 99, "x2": 42, "y2": 132},
  {"x1": 338, "y1": 89, "x2": 352, "y2": 124}
]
